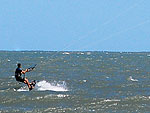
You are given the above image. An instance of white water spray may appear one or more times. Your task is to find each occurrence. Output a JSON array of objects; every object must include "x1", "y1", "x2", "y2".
[
  {"x1": 14, "y1": 80, "x2": 68, "y2": 92},
  {"x1": 36, "y1": 80, "x2": 68, "y2": 91}
]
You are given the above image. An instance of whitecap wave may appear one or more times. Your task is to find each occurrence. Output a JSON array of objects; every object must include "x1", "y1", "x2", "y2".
[
  {"x1": 103, "y1": 99, "x2": 120, "y2": 102},
  {"x1": 128, "y1": 76, "x2": 138, "y2": 82},
  {"x1": 62, "y1": 52, "x2": 70, "y2": 55}
]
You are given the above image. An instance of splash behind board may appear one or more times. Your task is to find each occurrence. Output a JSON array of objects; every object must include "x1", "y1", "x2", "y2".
[{"x1": 14, "y1": 80, "x2": 68, "y2": 92}]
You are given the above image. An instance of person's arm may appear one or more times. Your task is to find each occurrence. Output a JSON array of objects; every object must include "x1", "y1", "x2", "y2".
[{"x1": 21, "y1": 69, "x2": 29, "y2": 74}]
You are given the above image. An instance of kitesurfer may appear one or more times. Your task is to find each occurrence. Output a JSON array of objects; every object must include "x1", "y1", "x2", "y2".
[{"x1": 15, "y1": 63, "x2": 34, "y2": 90}]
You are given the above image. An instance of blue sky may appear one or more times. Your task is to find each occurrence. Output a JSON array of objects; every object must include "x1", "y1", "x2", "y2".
[{"x1": 0, "y1": 0, "x2": 149, "y2": 51}]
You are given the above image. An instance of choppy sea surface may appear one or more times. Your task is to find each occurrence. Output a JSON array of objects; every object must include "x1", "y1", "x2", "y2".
[{"x1": 1, "y1": 51, "x2": 150, "y2": 113}]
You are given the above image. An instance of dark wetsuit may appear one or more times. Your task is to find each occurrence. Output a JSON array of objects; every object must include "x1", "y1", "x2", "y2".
[{"x1": 15, "y1": 68, "x2": 25, "y2": 82}]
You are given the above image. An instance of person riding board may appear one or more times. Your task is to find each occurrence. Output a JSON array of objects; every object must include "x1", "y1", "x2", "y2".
[{"x1": 15, "y1": 63, "x2": 35, "y2": 90}]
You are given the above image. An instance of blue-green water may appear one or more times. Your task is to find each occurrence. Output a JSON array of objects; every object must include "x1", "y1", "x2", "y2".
[{"x1": 1, "y1": 51, "x2": 150, "y2": 112}]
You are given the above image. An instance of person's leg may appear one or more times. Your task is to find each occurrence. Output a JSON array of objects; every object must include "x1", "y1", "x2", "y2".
[
  {"x1": 24, "y1": 78, "x2": 31, "y2": 89},
  {"x1": 30, "y1": 80, "x2": 36, "y2": 85},
  {"x1": 30, "y1": 80, "x2": 36, "y2": 89}
]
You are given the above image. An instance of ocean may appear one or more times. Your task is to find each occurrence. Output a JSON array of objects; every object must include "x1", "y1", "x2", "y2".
[{"x1": 1, "y1": 51, "x2": 150, "y2": 113}]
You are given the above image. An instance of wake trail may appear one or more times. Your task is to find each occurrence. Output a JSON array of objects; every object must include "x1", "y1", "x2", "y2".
[
  {"x1": 14, "y1": 80, "x2": 68, "y2": 92},
  {"x1": 36, "y1": 80, "x2": 68, "y2": 91}
]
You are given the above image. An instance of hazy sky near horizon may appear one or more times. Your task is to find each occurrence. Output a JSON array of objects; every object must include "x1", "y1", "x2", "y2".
[{"x1": 0, "y1": 0, "x2": 150, "y2": 51}]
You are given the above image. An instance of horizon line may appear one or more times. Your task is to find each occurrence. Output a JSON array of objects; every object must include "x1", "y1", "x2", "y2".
[{"x1": 0, "y1": 49, "x2": 150, "y2": 53}]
